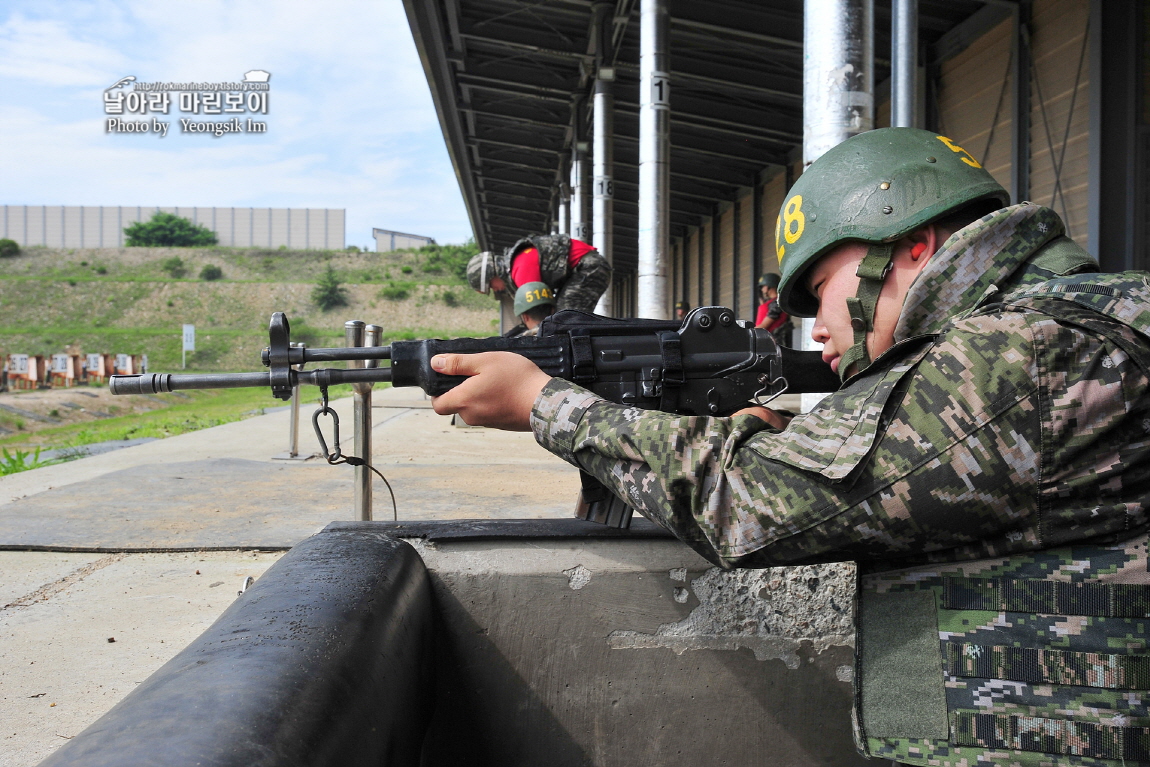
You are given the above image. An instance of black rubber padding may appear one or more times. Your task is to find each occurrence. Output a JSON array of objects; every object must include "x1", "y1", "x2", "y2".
[
  {"x1": 325, "y1": 517, "x2": 680, "y2": 541},
  {"x1": 38, "y1": 529, "x2": 435, "y2": 767}
]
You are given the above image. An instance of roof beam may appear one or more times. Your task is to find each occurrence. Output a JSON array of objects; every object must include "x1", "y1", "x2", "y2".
[
  {"x1": 613, "y1": 133, "x2": 781, "y2": 167},
  {"x1": 480, "y1": 189, "x2": 552, "y2": 205},
  {"x1": 613, "y1": 159, "x2": 748, "y2": 189},
  {"x1": 462, "y1": 107, "x2": 568, "y2": 131},
  {"x1": 477, "y1": 156, "x2": 557, "y2": 175},
  {"x1": 459, "y1": 32, "x2": 592, "y2": 63},
  {"x1": 468, "y1": 136, "x2": 562, "y2": 154},
  {"x1": 613, "y1": 62, "x2": 800, "y2": 104},
  {"x1": 669, "y1": 18, "x2": 802, "y2": 51},
  {"x1": 456, "y1": 73, "x2": 572, "y2": 99},
  {"x1": 614, "y1": 102, "x2": 799, "y2": 144}
]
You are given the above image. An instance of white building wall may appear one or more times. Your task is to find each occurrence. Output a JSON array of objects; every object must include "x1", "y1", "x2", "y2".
[
  {"x1": 372, "y1": 228, "x2": 436, "y2": 252},
  {"x1": 0, "y1": 206, "x2": 346, "y2": 249}
]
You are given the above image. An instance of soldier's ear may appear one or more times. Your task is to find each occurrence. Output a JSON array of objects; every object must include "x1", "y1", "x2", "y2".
[{"x1": 894, "y1": 226, "x2": 939, "y2": 271}]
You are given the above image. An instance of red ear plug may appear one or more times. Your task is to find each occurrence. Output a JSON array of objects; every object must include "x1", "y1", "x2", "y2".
[{"x1": 910, "y1": 243, "x2": 927, "y2": 261}]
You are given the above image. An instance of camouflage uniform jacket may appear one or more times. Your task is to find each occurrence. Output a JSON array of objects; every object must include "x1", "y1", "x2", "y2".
[
  {"x1": 532, "y1": 204, "x2": 1150, "y2": 765},
  {"x1": 504, "y1": 234, "x2": 574, "y2": 291}
]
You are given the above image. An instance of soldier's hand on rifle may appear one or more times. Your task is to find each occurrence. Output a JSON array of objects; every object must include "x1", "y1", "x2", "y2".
[{"x1": 430, "y1": 352, "x2": 552, "y2": 431}]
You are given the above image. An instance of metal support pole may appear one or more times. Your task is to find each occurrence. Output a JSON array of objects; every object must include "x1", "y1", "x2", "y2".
[
  {"x1": 637, "y1": 0, "x2": 671, "y2": 319},
  {"x1": 1011, "y1": 2, "x2": 1031, "y2": 205},
  {"x1": 802, "y1": 0, "x2": 874, "y2": 411},
  {"x1": 559, "y1": 184, "x2": 571, "y2": 235},
  {"x1": 288, "y1": 342, "x2": 304, "y2": 456},
  {"x1": 593, "y1": 71, "x2": 616, "y2": 315},
  {"x1": 571, "y1": 140, "x2": 590, "y2": 242},
  {"x1": 891, "y1": 0, "x2": 918, "y2": 128},
  {"x1": 345, "y1": 320, "x2": 373, "y2": 521}
]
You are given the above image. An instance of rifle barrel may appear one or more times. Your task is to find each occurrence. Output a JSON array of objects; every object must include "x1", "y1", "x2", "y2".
[
  {"x1": 110, "y1": 372, "x2": 272, "y2": 395},
  {"x1": 110, "y1": 367, "x2": 396, "y2": 396}
]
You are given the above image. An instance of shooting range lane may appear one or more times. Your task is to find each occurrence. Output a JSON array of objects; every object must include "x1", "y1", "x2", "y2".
[
  {"x1": 0, "y1": 386, "x2": 581, "y2": 767},
  {"x1": 0, "y1": 386, "x2": 583, "y2": 550}
]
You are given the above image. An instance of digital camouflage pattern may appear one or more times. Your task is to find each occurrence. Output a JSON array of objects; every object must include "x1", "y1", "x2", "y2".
[
  {"x1": 863, "y1": 537, "x2": 1150, "y2": 766},
  {"x1": 554, "y1": 247, "x2": 611, "y2": 312},
  {"x1": 503, "y1": 234, "x2": 612, "y2": 313},
  {"x1": 530, "y1": 203, "x2": 1150, "y2": 765}
]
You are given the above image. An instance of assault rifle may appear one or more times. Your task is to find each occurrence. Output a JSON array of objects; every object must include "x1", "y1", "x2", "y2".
[{"x1": 110, "y1": 307, "x2": 838, "y2": 526}]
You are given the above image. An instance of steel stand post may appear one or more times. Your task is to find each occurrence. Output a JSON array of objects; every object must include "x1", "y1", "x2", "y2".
[
  {"x1": 637, "y1": 0, "x2": 671, "y2": 319},
  {"x1": 801, "y1": 0, "x2": 874, "y2": 411},
  {"x1": 272, "y1": 342, "x2": 310, "y2": 461},
  {"x1": 345, "y1": 320, "x2": 374, "y2": 521},
  {"x1": 891, "y1": 0, "x2": 918, "y2": 128},
  {"x1": 288, "y1": 342, "x2": 304, "y2": 456},
  {"x1": 593, "y1": 70, "x2": 616, "y2": 315}
]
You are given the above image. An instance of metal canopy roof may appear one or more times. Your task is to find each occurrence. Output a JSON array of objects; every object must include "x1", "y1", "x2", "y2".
[{"x1": 405, "y1": 0, "x2": 1004, "y2": 268}]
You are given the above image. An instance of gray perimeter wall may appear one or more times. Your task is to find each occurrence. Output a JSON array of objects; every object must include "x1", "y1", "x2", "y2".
[{"x1": 1, "y1": 206, "x2": 345, "y2": 250}]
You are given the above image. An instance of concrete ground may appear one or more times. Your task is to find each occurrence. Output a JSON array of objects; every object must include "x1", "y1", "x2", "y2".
[{"x1": 0, "y1": 385, "x2": 583, "y2": 767}]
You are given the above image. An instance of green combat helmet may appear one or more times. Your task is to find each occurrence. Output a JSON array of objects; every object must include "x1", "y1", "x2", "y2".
[
  {"x1": 758, "y1": 273, "x2": 780, "y2": 290},
  {"x1": 775, "y1": 127, "x2": 1010, "y2": 379},
  {"x1": 466, "y1": 251, "x2": 505, "y2": 294},
  {"x1": 513, "y1": 281, "x2": 556, "y2": 316}
]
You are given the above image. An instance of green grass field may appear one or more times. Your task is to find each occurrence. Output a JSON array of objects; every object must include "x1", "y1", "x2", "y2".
[
  {"x1": 0, "y1": 384, "x2": 361, "y2": 452},
  {"x1": 0, "y1": 242, "x2": 490, "y2": 465}
]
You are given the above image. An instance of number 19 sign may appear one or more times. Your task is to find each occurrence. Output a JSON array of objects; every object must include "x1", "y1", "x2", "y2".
[{"x1": 182, "y1": 324, "x2": 195, "y2": 368}]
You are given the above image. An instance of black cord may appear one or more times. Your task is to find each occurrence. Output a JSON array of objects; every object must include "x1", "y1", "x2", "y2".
[{"x1": 312, "y1": 386, "x2": 399, "y2": 521}]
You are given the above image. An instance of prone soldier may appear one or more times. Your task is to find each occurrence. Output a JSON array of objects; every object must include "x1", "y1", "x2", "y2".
[{"x1": 430, "y1": 128, "x2": 1150, "y2": 767}]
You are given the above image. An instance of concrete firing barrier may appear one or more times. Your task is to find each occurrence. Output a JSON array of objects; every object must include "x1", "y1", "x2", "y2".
[{"x1": 38, "y1": 520, "x2": 865, "y2": 767}]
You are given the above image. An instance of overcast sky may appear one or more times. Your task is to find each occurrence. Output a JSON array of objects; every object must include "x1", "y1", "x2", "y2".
[{"x1": 0, "y1": 0, "x2": 473, "y2": 248}]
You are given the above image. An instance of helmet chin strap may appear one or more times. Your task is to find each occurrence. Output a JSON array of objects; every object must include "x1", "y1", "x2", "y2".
[{"x1": 837, "y1": 243, "x2": 894, "y2": 382}]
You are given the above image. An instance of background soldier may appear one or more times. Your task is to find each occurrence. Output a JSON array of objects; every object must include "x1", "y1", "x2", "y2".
[
  {"x1": 432, "y1": 128, "x2": 1150, "y2": 767},
  {"x1": 753, "y1": 273, "x2": 793, "y2": 346},
  {"x1": 507, "y1": 281, "x2": 557, "y2": 337},
  {"x1": 466, "y1": 234, "x2": 611, "y2": 314}
]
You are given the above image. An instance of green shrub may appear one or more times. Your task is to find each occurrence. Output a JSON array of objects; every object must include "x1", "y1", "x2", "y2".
[
  {"x1": 161, "y1": 256, "x2": 187, "y2": 277},
  {"x1": 442, "y1": 290, "x2": 459, "y2": 307},
  {"x1": 379, "y1": 281, "x2": 413, "y2": 301},
  {"x1": 312, "y1": 264, "x2": 348, "y2": 310},
  {"x1": 347, "y1": 245, "x2": 360, "y2": 253},
  {"x1": 124, "y1": 211, "x2": 218, "y2": 247},
  {"x1": 401, "y1": 265, "x2": 413, "y2": 274},
  {"x1": 199, "y1": 264, "x2": 223, "y2": 281},
  {"x1": 95, "y1": 265, "x2": 108, "y2": 275},
  {"x1": 0, "y1": 238, "x2": 20, "y2": 258},
  {"x1": 417, "y1": 239, "x2": 479, "y2": 281}
]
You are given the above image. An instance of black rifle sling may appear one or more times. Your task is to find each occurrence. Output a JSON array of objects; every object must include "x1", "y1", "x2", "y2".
[
  {"x1": 658, "y1": 330, "x2": 684, "y2": 412},
  {"x1": 569, "y1": 329, "x2": 595, "y2": 384}
]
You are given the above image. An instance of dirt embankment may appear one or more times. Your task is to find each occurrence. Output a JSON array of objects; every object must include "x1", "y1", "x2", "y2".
[{"x1": 0, "y1": 246, "x2": 502, "y2": 371}]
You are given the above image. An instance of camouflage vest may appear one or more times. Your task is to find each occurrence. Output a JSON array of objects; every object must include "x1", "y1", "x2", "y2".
[
  {"x1": 856, "y1": 271, "x2": 1150, "y2": 767},
  {"x1": 504, "y1": 234, "x2": 572, "y2": 292}
]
